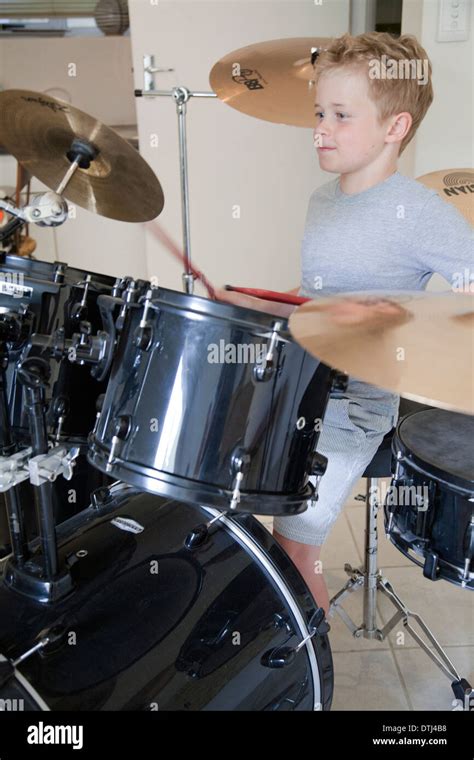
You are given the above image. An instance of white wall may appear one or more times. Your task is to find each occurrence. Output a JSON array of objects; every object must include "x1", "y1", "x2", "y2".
[
  {"x1": 129, "y1": 0, "x2": 350, "y2": 294},
  {"x1": 0, "y1": 36, "x2": 147, "y2": 279},
  {"x1": 402, "y1": 0, "x2": 473, "y2": 290},
  {"x1": 407, "y1": 0, "x2": 474, "y2": 177}
]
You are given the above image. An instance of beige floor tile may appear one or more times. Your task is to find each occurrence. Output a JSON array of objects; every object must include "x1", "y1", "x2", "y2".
[
  {"x1": 331, "y1": 649, "x2": 411, "y2": 710},
  {"x1": 375, "y1": 566, "x2": 474, "y2": 648},
  {"x1": 346, "y1": 505, "x2": 414, "y2": 569},
  {"x1": 393, "y1": 646, "x2": 474, "y2": 711}
]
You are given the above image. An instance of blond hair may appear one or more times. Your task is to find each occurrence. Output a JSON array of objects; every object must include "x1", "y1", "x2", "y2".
[{"x1": 314, "y1": 32, "x2": 434, "y2": 154}]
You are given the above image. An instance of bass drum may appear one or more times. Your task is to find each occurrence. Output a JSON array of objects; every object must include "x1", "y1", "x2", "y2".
[{"x1": 0, "y1": 484, "x2": 333, "y2": 711}]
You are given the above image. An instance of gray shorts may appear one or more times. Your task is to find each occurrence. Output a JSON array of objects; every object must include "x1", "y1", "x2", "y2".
[{"x1": 273, "y1": 396, "x2": 399, "y2": 546}]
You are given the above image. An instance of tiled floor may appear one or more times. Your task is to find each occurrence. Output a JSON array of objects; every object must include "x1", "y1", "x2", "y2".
[{"x1": 257, "y1": 477, "x2": 474, "y2": 711}]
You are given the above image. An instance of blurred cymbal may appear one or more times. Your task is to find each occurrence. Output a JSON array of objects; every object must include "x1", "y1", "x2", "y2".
[
  {"x1": 0, "y1": 90, "x2": 164, "y2": 222},
  {"x1": 289, "y1": 291, "x2": 474, "y2": 414},
  {"x1": 210, "y1": 37, "x2": 332, "y2": 127},
  {"x1": 417, "y1": 169, "x2": 474, "y2": 226}
]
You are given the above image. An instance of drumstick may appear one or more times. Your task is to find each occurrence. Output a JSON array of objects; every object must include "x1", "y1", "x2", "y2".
[
  {"x1": 225, "y1": 285, "x2": 310, "y2": 306},
  {"x1": 146, "y1": 221, "x2": 216, "y2": 299}
]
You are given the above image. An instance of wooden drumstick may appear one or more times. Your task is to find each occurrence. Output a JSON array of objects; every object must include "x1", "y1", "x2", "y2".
[
  {"x1": 146, "y1": 221, "x2": 216, "y2": 299},
  {"x1": 225, "y1": 285, "x2": 310, "y2": 306}
]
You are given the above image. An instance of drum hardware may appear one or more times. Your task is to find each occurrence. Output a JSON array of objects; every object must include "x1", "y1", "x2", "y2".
[
  {"x1": 184, "y1": 511, "x2": 228, "y2": 550},
  {"x1": 1, "y1": 356, "x2": 75, "y2": 601},
  {"x1": 136, "y1": 60, "x2": 217, "y2": 293},
  {"x1": 51, "y1": 397, "x2": 68, "y2": 442},
  {"x1": 261, "y1": 607, "x2": 329, "y2": 669},
  {"x1": 0, "y1": 445, "x2": 79, "y2": 492},
  {"x1": 106, "y1": 416, "x2": 132, "y2": 474},
  {"x1": 229, "y1": 453, "x2": 251, "y2": 510},
  {"x1": 0, "y1": 336, "x2": 29, "y2": 566},
  {"x1": 70, "y1": 274, "x2": 93, "y2": 323},
  {"x1": 0, "y1": 191, "x2": 68, "y2": 243},
  {"x1": 330, "y1": 405, "x2": 474, "y2": 710},
  {"x1": 329, "y1": 474, "x2": 472, "y2": 708},
  {"x1": 254, "y1": 320, "x2": 283, "y2": 381},
  {"x1": 53, "y1": 264, "x2": 66, "y2": 284},
  {"x1": 0, "y1": 90, "x2": 164, "y2": 223},
  {"x1": 307, "y1": 451, "x2": 328, "y2": 506},
  {"x1": 133, "y1": 288, "x2": 157, "y2": 351}
]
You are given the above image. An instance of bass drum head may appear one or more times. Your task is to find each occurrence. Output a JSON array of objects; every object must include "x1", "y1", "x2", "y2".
[{"x1": 0, "y1": 486, "x2": 333, "y2": 711}]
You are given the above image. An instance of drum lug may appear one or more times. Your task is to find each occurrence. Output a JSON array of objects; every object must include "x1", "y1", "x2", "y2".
[
  {"x1": 261, "y1": 608, "x2": 328, "y2": 669},
  {"x1": 229, "y1": 453, "x2": 250, "y2": 510},
  {"x1": 106, "y1": 416, "x2": 132, "y2": 472},
  {"x1": 133, "y1": 289, "x2": 155, "y2": 351},
  {"x1": 254, "y1": 320, "x2": 283, "y2": 381},
  {"x1": 423, "y1": 552, "x2": 440, "y2": 581},
  {"x1": 307, "y1": 452, "x2": 328, "y2": 505}
]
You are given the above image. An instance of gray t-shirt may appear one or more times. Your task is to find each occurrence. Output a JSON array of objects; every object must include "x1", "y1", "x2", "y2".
[{"x1": 299, "y1": 170, "x2": 474, "y2": 413}]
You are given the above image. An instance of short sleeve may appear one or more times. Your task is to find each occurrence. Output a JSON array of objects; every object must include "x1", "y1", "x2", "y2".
[{"x1": 412, "y1": 192, "x2": 473, "y2": 286}]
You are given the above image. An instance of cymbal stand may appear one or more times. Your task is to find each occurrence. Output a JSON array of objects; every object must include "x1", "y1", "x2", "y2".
[{"x1": 135, "y1": 56, "x2": 217, "y2": 294}]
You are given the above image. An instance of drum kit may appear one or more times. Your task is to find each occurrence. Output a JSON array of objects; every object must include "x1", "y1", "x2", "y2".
[{"x1": 0, "y1": 38, "x2": 472, "y2": 712}]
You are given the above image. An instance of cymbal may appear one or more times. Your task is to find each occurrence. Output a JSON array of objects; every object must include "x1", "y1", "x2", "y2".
[
  {"x1": 209, "y1": 37, "x2": 332, "y2": 127},
  {"x1": 289, "y1": 292, "x2": 474, "y2": 414},
  {"x1": 416, "y1": 169, "x2": 474, "y2": 226},
  {"x1": 0, "y1": 90, "x2": 164, "y2": 222}
]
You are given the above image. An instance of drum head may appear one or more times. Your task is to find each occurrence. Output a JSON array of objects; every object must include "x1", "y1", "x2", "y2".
[{"x1": 397, "y1": 409, "x2": 474, "y2": 492}]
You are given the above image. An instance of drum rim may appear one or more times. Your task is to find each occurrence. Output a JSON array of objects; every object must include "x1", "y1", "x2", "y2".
[
  {"x1": 1, "y1": 253, "x2": 116, "y2": 288},
  {"x1": 394, "y1": 410, "x2": 474, "y2": 493},
  {"x1": 145, "y1": 284, "x2": 292, "y2": 335}
]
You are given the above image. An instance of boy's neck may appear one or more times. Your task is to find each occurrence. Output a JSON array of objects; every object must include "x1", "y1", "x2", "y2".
[{"x1": 339, "y1": 160, "x2": 399, "y2": 196}]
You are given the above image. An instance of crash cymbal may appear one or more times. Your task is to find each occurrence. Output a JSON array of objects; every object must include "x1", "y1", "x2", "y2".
[
  {"x1": 289, "y1": 291, "x2": 474, "y2": 414},
  {"x1": 0, "y1": 90, "x2": 164, "y2": 222},
  {"x1": 417, "y1": 169, "x2": 474, "y2": 226},
  {"x1": 209, "y1": 37, "x2": 332, "y2": 127}
]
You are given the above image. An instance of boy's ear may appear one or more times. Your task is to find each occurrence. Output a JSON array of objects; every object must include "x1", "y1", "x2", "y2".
[{"x1": 385, "y1": 112, "x2": 412, "y2": 146}]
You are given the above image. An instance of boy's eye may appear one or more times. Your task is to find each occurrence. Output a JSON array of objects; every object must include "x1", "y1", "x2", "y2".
[
  {"x1": 336, "y1": 112, "x2": 348, "y2": 119},
  {"x1": 315, "y1": 111, "x2": 324, "y2": 119}
]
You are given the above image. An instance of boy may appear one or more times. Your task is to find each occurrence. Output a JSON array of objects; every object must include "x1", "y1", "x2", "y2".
[{"x1": 216, "y1": 32, "x2": 473, "y2": 613}]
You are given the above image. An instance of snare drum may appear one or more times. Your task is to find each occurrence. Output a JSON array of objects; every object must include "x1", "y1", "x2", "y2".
[
  {"x1": 89, "y1": 287, "x2": 333, "y2": 515},
  {"x1": 386, "y1": 408, "x2": 474, "y2": 589}
]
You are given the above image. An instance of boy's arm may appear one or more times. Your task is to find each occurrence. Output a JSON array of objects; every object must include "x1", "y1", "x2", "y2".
[{"x1": 412, "y1": 194, "x2": 473, "y2": 287}]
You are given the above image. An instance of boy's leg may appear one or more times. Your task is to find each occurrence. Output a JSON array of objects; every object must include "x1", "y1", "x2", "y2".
[
  {"x1": 273, "y1": 531, "x2": 329, "y2": 612},
  {"x1": 272, "y1": 397, "x2": 397, "y2": 614}
]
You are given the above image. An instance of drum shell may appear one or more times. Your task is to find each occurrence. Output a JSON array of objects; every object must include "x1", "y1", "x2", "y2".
[
  {"x1": 89, "y1": 289, "x2": 332, "y2": 513},
  {"x1": 0, "y1": 487, "x2": 333, "y2": 710},
  {"x1": 387, "y1": 410, "x2": 474, "y2": 589},
  {"x1": 0, "y1": 254, "x2": 115, "y2": 441}
]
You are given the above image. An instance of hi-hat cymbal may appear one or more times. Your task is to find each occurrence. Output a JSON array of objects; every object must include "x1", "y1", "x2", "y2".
[
  {"x1": 289, "y1": 292, "x2": 474, "y2": 414},
  {"x1": 209, "y1": 37, "x2": 332, "y2": 127},
  {"x1": 416, "y1": 169, "x2": 474, "y2": 226},
  {"x1": 0, "y1": 90, "x2": 164, "y2": 222}
]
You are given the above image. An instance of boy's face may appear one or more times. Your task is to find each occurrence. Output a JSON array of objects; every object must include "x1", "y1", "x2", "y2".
[{"x1": 313, "y1": 66, "x2": 395, "y2": 174}]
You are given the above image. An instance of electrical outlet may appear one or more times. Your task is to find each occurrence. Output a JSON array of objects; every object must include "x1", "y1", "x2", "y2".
[{"x1": 437, "y1": 0, "x2": 470, "y2": 42}]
